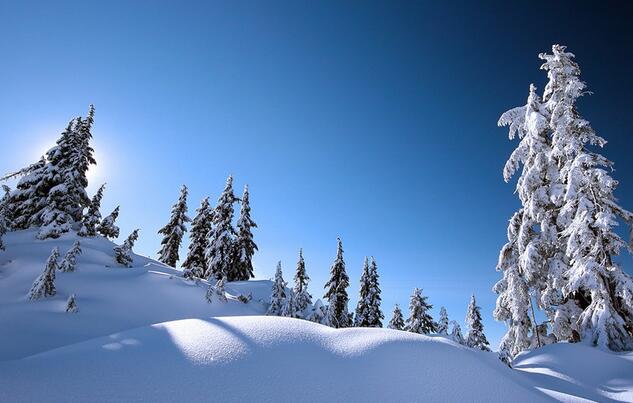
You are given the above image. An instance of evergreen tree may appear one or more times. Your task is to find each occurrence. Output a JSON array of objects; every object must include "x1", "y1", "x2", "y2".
[
  {"x1": 182, "y1": 197, "x2": 213, "y2": 279},
  {"x1": 306, "y1": 300, "x2": 327, "y2": 324},
  {"x1": 1, "y1": 157, "x2": 48, "y2": 230},
  {"x1": 388, "y1": 304, "x2": 405, "y2": 330},
  {"x1": 0, "y1": 185, "x2": 12, "y2": 249},
  {"x1": 267, "y1": 261, "x2": 287, "y2": 316},
  {"x1": 207, "y1": 176, "x2": 236, "y2": 280},
  {"x1": 323, "y1": 238, "x2": 350, "y2": 328},
  {"x1": 437, "y1": 307, "x2": 450, "y2": 335},
  {"x1": 78, "y1": 184, "x2": 105, "y2": 237},
  {"x1": 293, "y1": 248, "x2": 312, "y2": 316},
  {"x1": 280, "y1": 290, "x2": 297, "y2": 318},
  {"x1": 450, "y1": 321, "x2": 466, "y2": 345},
  {"x1": 206, "y1": 277, "x2": 227, "y2": 303},
  {"x1": 157, "y1": 185, "x2": 190, "y2": 267},
  {"x1": 466, "y1": 295, "x2": 491, "y2": 351},
  {"x1": 405, "y1": 288, "x2": 436, "y2": 334},
  {"x1": 65, "y1": 294, "x2": 78, "y2": 313},
  {"x1": 366, "y1": 257, "x2": 383, "y2": 327},
  {"x1": 28, "y1": 247, "x2": 59, "y2": 300},
  {"x1": 114, "y1": 229, "x2": 139, "y2": 267},
  {"x1": 233, "y1": 185, "x2": 257, "y2": 281},
  {"x1": 355, "y1": 257, "x2": 371, "y2": 326},
  {"x1": 97, "y1": 206, "x2": 120, "y2": 239},
  {"x1": 59, "y1": 241, "x2": 82, "y2": 272}
]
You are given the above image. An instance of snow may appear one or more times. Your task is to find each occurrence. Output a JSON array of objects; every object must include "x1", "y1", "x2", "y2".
[{"x1": 1, "y1": 229, "x2": 632, "y2": 402}]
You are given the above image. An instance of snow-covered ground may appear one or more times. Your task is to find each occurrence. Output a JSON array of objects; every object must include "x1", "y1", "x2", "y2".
[{"x1": 0, "y1": 230, "x2": 632, "y2": 402}]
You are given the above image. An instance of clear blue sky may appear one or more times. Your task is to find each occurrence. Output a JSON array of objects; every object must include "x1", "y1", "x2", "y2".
[{"x1": 1, "y1": 1, "x2": 632, "y2": 347}]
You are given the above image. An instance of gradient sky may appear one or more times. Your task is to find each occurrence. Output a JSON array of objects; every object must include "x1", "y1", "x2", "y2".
[{"x1": 1, "y1": 1, "x2": 632, "y2": 347}]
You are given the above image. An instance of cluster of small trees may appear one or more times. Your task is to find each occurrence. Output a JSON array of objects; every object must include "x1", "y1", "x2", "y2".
[
  {"x1": 156, "y1": 176, "x2": 257, "y2": 282},
  {"x1": 265, "y1": 238, "x2": 490, "y2": 350},
  {"x1": 494, "y1": 45, "x2": 633, "y2": 359}
]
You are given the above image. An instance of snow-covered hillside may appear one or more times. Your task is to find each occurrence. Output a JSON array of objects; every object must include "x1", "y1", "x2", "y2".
[{"x1": 1, "y1": 230, "x2": 632, "y2": 402}]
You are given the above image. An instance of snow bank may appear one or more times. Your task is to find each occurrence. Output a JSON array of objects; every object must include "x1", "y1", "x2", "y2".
[{"x1": 0, "y1": 316, "x2": 545, "y2": 403}]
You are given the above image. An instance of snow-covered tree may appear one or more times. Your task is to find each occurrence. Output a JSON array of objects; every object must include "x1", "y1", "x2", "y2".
[
  {"x1": 78, "y1": 184, "x2": 105, "y2": 237},
  {"x1": 355, "y1": 257, "x2": 371, "y2": 326},
  {"x1": 157, "y1": 185, "x2": 190, "y2": 267},
  {"x1": 28, "y1": 247, "x2": 59, "y2": 300},
  {"x1": 1, "y1": 157, "x2": 48, "y2": 230},
  {"x1": 388, "y1": 304, "x2": 405, "y2": 330},
  {"x1": 306, "y1": 299, "x2": 327, "y2": 324},
  {"x1": 59, "y1": 241, "x2": 82, "y2": 272},
  {"x1": 0, "y1": 185, "x2": 11, "y2": 250},
  {"x1": 293, "y1": 248, "x2": 312, "y2": 316},
  {"x1": 206, "y1": 277, "x2": 228, "y2": 303},
  {"x1": 207, "y1": 176, "x2": 236, "y2": 280},
  {"x1": 233, "y1": 185, "x2": 257, "y2": 281},
  {"x1": 405, "y1": 288, "x2": 436, "y2": 334},
  {"x1": 280, "y1": 290, "x2": 297, "y2": 318},
  {"x1": 437, "y1": 307, "x2": 449, "y2": 335},
  {"x1": 182, "y1": 197, "x2": 213, "y2": 279},
  {"x1": 114, "y1": 229, "x2": 139, "y2": 267},
  {"x1": 355, "y1": 257, "x2": 383, "y2": 327},
  {"x1": 267, "y1": 261, "x2": 287, "y2": 316},
  {"x1": 466, "y1": 295, "x2": 491, "y2": 351},
  {"x1": 450, "y1": 321, "x2": 466, "y2": 345},
  {"x1": 97, "y1": 206, "x2": 120, "y2": 239},
  {"x1": 65, "y1": 294, "x2": 78, "y2": 313},
  {"x1": 323, "y1": 238, "x2": 350, "y2": 328}
]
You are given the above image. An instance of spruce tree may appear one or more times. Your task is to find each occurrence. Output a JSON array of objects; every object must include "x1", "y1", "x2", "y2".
[
  {"x1": 182, "y1": 197, "x2": 213, "y2": 279},
  {"x1": 466, "y1": 295, "x2": 491, "y2": 351},
  {"x1": 293, "y1": 248, "x2": 312, "y2": 316},
  {"x1": 207, "y1": 176, "x2": 236, "y2": 280},
  {"x1": 2, "y1": 157, "x2": 48, "y2": 230},
  {"x1": 114, "y1": 229, "x2": 139, "y2": 267},
  {"x1": 355, "y1": 257, "x2": 371, "y2": 327},
  {"x1": 206, "y1": 277, "x2": 227, "y2": 303},
  {"x1": 323, "y1": 238, "x2": 350, "y2": 328},
  {"x1": 267, "y1": 261, "x2": 287, "y2": 316},
  {"x1": 97, "y1": 206, "x2": 120, "y2": 239},
  {"x1": 65, "y1": 294, "x2": 78, "y2": 313},
  {"x1": 28, "y1": 248, "x2": 59, "y2": 300},
  {"x1": 437, "y1": 307, "x2": 450, "y2": 335},
  {"x1": 233, "y1": 185, "x2": 257, "y2": 281},
  {"x1": 78, "y1": 184, "x2": 105, "y2": 237},
  {"x1": 0, "y1": 185, "x2": 11, "y2": 250},
  {"x1": 405, "y1": 288, "x2": 436, "y2": 334},
  {"x1": 366, "y1": 257, "x2": 383, "y2": 327},
  {"x1": 450, "y1": 321, "x2": 466, "y2": 345},
  {"x1": 157, "y1": 185, "x2": 190, "y2": 267},
  {"x1": 59, "y1": 241, "x2": 82, "y2": 272},
  {"x1": 280, "y1": 290, "x2": 297, "y2": 318},
  {"x1": 306, "y1": 300, "x2": 328, "y2": 324},
  {"x1": 388, "y1": 304, "x2": 405, "y2": 330}
]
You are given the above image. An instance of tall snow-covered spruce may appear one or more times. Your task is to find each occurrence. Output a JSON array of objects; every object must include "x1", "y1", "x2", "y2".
[
  {"x1": 157, "y1": 185, "x2": 190, "y2": 267},
  {"x1": 355, "y1": 257, "x2": 383, "y2": 327},
  {"x1": 293, "y1": 249, "x2": 312, "y2": 317},
  {"x1": 465, "y1": 295, "x2": 490, "y2": 351},
  {"x1": 78, "y1": 184, "x2": 105, "y2": 237},
  {"x1": 182, "y1": 197, "x2": 213, "y2": 279},
  {"x1": 495, "y1": 44, "x2": 633, "y2": 354},
  {"x1": 207, "y1": 176, "x2": 236, "y2": 280},
  {"x1": 267, "y1": 261, "x2": 287, "y2": 316},
  {"x1": 437, "y1": 307, "x2": 450, "y2": 335},
  {"x1": 233, "y1": 185, "x2": 257, "y2": 281},
  {"x1": 406, "y1": 288, "x2": 436, "y2": 335},
  {"x1": 324, "y1": 238, "x2": 350, "y2": 328}
]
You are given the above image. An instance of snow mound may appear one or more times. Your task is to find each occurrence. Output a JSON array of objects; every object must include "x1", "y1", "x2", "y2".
[
  {"x1": 0, "y1": 230, "x2": 271, "y2": 360},
  {"x1": 0, "y1": 316, "x2": 545, "y2": 403}
]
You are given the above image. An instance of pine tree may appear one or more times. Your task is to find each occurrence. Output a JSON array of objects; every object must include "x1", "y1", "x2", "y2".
[
  {"x1": 437, "y1": 307, "x2": 449, "y2": 335},
  {"x1": 114, "y1": 229, "x2": 139, "y2": 267},
  {"x1": 207, "y1": 176, "x2": 236, "y2": 280},
  {"x1": 1, "y1": 157, "x2": 48, "y2": 230},
  {"x1": 306, "y1": 300, "x2": 327, "y2": 324},
  {"x1": 388, "y1": 304, "x2": 405, "y2": 330},
  {"x1": 293, "y1": 249, "x2": 312, "y2": 316},
  {"x1": 323, "y1": 238, "x2": 350, "y2": 328},
  {"x1": 65, "y1": 294, "x2": 78, "y2": 313},
  {"x1": 466, "y1": 295, "x2": 491, "y2": 351},
  {"x1": 0, "y1": 185, "x2": 11, "y2": 250},
  {"x1": 355, "y1": 257, "x2": 371, "y2": 326},
  {"x1": 28, "y1": 248, "x2": 59, "y2": 300},
  {"x1": 59, "y1": 241, "x2": 82, "y2": 272},
  {"x1": 280, "y1": 290, "x2": 297, "y2": 318},
  {"x1": 182, "y1": 197, "x2": 213, "y2": 279},
  {"x1": 157, "y1": 185, "x2": 190, "y2": 267},
  {"x1": 366, "y1": 257, "x2": 383, "y2": 327},
  {"x1": 78, "y1": 184, "x2": 105, "y2": 237},
  {"x1": 97, "y1": 206, "x2": 120, "y2": 239},
  {"x1": 267, "y1": 261, "x2": 287, "y2": 316},
  {"x1": 233, "y1": 185, "x2": 257, "y2": 281},
  {"x1": 450, "y1": 321, "x2": 466, "y2": 345},
  {"x1": 405, "y1": 288, "x2": 436, "y2": 334}
]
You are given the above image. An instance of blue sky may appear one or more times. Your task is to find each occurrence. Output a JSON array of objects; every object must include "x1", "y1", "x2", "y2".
[{"x1": 1, "y1": 1, "x2": 632, "y2": 347}]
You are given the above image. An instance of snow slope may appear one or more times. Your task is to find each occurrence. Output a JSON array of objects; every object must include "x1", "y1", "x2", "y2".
[
  {"x1": 0, "y1": 230, "x2": 271, "y2": 360},
  {"x1": 1, "y1": 230, "x2": 632, "y2": 402}
]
